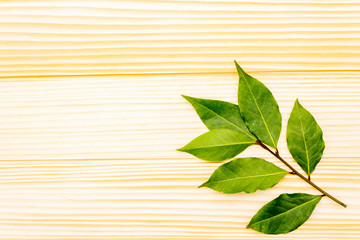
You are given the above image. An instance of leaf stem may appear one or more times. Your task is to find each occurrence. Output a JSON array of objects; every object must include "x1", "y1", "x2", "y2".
[{"x1": 256, "y1": 140, "x2": 347, "y2": 208}]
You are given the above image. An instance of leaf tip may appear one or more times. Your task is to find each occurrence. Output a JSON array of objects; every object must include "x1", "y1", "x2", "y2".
[
  {"x1": 181, "y1": 95, "x2": 197, "y2": 104},
  {"x1": 181, "y1": 94, "x2": 190, "y2": 100},
  {"x1": 198, "y1": 182, "x2": 208, "y2": 188},
  {"x1": 234, "y1": 60, "x2": 243, "y2": 73},
  {"x1": 295, "y1": 98, "x2": 304, "y2": 109},
  {"x1": 176, "y1": 147, "x2": 185, "y2": 152}
]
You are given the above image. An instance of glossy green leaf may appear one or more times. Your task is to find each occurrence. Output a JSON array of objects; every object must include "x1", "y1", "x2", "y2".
[
  {"x1": 182, "y1": 95, "x2": 255, "y2": 139},
  {"x1": 235, "y1": 61, "x2": 282, "y2": 148},
  {"x1": 200, "y1": 157, "x2": 287, "y2": 193},
  {"x1": 177, "y1": 128, "x2": 255, "y2": 162},
  {"x1": 247, "y1": 193, "x2": 322, "y2": 234},
  {"x1": 287, "y1": 99, "x2": 325, "y2": 176}
]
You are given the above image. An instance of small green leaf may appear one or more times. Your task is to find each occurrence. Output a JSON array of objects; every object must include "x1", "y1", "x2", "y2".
[
  {"x1": 287, "y1": 99, "x2": 325, "y2": 176},
  {"x1": 182, "y1": 95, "x2": 255, "y2": 139},
  {"x1": 200, "y1": 157, "x2": 287, "y2": 193},
  {"x1": 177, "y1": 128, "x2": 255, "y2": 162},
  {"x1": 235, "y1": 61, "x2": 282, "y2": 148},
  {"x1": 247, "y1": 193, "x2": 322, "y2": 234}
]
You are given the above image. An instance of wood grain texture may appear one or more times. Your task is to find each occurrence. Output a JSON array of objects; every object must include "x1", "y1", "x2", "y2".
[{"x1": 0, "y1": 0, "x2": 360, "y2": 239}]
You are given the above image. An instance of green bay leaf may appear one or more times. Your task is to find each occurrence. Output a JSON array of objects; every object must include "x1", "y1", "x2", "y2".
[
  {"x1": 177, "y1": 128, "x2": 255, "y2": 162},
  {"x1": 200, "y1": 157, "x2": 287, "y2": 193},
  {"x1": 235, "y1": 61, "x2": 282, "y2": 148},
  {"x1": 182, "y1": 95, "x2": 255, "y2": 139},
  {"x1": 247, "y1": 193, "x2": 322, "y2": 234},
  {"x1": 287, "y1": 99, "x2": 325, "y2": 176}
]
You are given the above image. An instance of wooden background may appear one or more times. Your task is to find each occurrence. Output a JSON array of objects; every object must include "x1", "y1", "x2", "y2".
[{"x1": 0, "y1": 0, "x2": 360, "y2": 239}]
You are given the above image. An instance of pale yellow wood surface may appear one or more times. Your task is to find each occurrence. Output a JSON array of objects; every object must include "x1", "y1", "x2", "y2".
[{"x1": 1, "y1": 0, "x2": 360, "y2": 239}]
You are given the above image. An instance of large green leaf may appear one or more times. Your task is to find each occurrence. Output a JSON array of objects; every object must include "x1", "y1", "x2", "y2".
[
  {"x1": 235, "y1": 61, "x2": 282, "y2": 148},
  {"x1": 200, "y1": 157, "x2": 287, "y2": 193},
  {"x1": 287, "y1": 99, "x2": 325, "y2": 176},
  {"x1": 182, "y1": 95, "x2": 255, "y2": 139},
  {"x1": 177, "y1": 128, "x2": 255, "y2": 162},
  {"x1": 247, "y1": 193, "x2": 322, "y2": 234}
]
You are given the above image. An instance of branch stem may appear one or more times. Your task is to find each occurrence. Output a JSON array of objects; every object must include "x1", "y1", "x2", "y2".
[{"x1": 256, "y1": 140, "x2": 347, "y2": 208}]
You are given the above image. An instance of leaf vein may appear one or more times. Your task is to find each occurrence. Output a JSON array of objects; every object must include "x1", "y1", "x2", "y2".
[
  {"x1": 207, "y1": 172, "x2": 286, "y2": 184},
  {"x1": 239, "y1": 70, "x2": 276, "y2": 148},
  {"x1": 296, "y1": 102, "x2": 311, "y2": 175},
  {"x1": 195, "y1": 101, "x2": 256, "y2": 140},
  {"x1": 248, "y1": 196, "x2": 321, "y2": 228}
]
